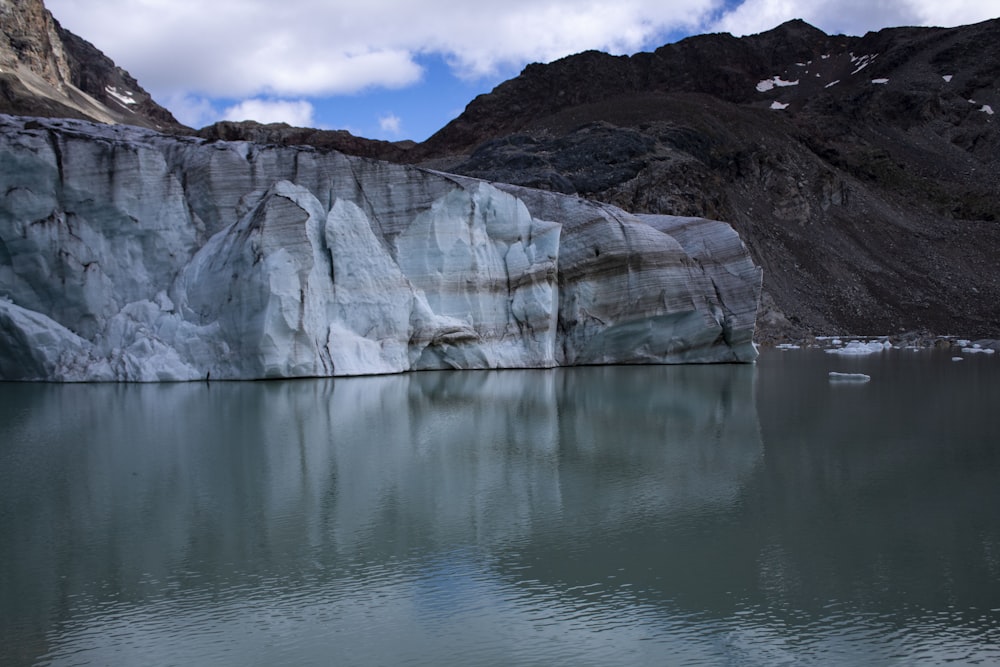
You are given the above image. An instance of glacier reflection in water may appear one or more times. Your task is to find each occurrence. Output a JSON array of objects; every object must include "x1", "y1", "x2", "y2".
[{"x1": 1, "y1": 355, "x2": 998, "y2": 666}]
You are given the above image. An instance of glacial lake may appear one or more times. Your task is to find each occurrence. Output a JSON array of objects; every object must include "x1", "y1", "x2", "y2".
[{"x1": 1, "y1": 349, "x2": 998, "y2": 666}]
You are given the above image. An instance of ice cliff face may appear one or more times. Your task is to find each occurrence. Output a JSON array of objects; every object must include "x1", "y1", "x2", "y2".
[{"x1": 0, "y1": 115, "x2": 761, "y2": 381}]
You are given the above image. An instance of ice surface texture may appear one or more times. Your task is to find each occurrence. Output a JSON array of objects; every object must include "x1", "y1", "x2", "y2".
[{"x1": 0, "y1": 116, "x2": 761, "y2": 381}]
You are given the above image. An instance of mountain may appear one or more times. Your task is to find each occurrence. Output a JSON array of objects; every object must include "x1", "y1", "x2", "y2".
[
  {"x1": 410, "y1": 19, "x2": 1000, "y2": 341},
  {"x1": 0, "y1": 0, "x2": 186, "y2": 131}
]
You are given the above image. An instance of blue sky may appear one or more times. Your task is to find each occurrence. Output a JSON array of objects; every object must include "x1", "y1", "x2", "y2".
[{"x1": 46, "y1": 0, "x2": 1000, "y2": 142}]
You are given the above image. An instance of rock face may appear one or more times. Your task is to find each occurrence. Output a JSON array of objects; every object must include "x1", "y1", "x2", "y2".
[
  {"x1": 0, "y1": 0, "x2": 186, "y2": 132},
  {"x1": 0, "y1": 116, "x2": 760, "y2": 381}
]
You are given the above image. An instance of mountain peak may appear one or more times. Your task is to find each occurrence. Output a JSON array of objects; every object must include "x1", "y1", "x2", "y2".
[{"x1": 769, "y1": 18, "x2": 826, "y2": 34}]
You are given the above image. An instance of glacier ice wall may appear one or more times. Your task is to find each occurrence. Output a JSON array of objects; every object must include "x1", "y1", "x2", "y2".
[{"x1": 0, "y1": 116, "x2": 761, "y2": 381}]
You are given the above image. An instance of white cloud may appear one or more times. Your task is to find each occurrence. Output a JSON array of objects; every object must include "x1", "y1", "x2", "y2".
[
  {"x1": 379, "y1": 113, "x2": 403, "y2": 136},
  {"x1": 908, "y1": 1, "x2": 1000, "y2": 28},
  {"x1": 45, "y1": 0, "x2": 722, "y2": 99},
  {"x1": 222, "y1": 99, "x2": 315, "y2": 126},
  {"x1": 711, "y1": 0, "x2": 1000, "y2": 37}
]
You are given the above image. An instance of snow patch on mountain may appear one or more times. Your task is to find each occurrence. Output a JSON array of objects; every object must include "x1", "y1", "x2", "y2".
[{"x1": 756, "y1": 76, "x2": 799, "y2": 92}]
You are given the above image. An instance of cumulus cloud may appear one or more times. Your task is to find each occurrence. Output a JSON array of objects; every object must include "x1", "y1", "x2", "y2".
[
  {"x1": 378, "y1": 113, "x2": 403, "y2": 136},
  {"x1": 222, "y1": 99, "x2": 316, "y2": 126},
  {"x1": 712, "y1": 0, "x2": 1000, "y2": 37},
  {"x1": 46, "y1": 0, "x2": 721, "y2": 99}
]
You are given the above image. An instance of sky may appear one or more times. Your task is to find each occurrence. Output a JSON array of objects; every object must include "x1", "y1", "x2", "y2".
[{"x1": 46, "y1": 0, "x2": 1000, "y2": 142}]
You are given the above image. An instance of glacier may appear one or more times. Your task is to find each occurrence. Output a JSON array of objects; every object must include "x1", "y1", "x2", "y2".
[{"x1": 0, "y1": 115, "x2": 762, "y2": 381}]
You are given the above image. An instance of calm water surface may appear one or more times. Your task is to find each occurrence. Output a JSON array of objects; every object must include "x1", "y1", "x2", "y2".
[{"x1": 1, "y1": 350, "x2": 998, "y2": 666}]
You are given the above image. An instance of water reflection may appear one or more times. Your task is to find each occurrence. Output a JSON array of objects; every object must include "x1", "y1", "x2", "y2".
[{"x1": 1, "y1": 355, "x2": 998, "y2": 666}]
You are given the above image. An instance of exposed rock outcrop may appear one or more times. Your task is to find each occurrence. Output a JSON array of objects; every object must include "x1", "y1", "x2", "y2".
[
  {"x1": 197, "y1": 120, "x2": 412, "y2": 162},
  {"x1": 0, "y1": 0, "x2": 186, "y2": 131},
  {"x1": 0, "y1": 116, "x2": 760, "y2": 381}
]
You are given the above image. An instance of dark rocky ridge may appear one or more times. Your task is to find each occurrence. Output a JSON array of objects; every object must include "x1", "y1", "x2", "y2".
[{"x1": 196, "y1": 120, "x2": 413, "y2": 161}]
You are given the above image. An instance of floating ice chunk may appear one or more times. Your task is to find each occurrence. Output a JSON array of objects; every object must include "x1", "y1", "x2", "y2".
[
  {"x1": 962, "y1": 347, "x2": 995, "y2": 354},
  {"x1": 829, "y1": 372, "x2": 871, "y2": 382},
  {"x1": 776, "y1": 343, "x2": 800, "y2": 350},
  {"x1": 770, "y1": 101, "x2": 789, "y2": 110},
  {"x1": 956, "y1": 339, "x2": 971, "y2": 346},
  {"x1": 982, "y1": 105, "x2": 995, "y2": 115},
  {"x1": 952, "y1": 357, "x2": 964, "y2": 361},
  {"x1": 942, "y1": 75, "x2": 953, "y2": 82},
  {"x1": 825, "y1": 80, "x2": 840, "y2": 88},
  {"x1": 825, "y1": 340, "x2": 890, "y2": 355},
  {"x1": 872, "y1": 78, "x2": 889, "y2": 84},
  {"x1": 756, "y1": 77, "x2": 800, "y2": 92}
]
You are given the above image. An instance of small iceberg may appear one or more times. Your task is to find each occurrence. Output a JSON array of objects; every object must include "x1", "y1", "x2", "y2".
[
  {"x1": 825, "y1": 340, "x2": 891, "y2": 355},
  {"x1": 829, "y1": 372, "x2": 871, "y2": 382}
]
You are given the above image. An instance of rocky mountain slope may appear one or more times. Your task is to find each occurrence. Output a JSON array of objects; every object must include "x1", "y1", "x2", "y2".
[
  {"x1": 0, "y1": 0, "x2": 185, "y2": 131},
  {"x1": 411, "y1": 19, "x2": 1000, "y2": 341}
]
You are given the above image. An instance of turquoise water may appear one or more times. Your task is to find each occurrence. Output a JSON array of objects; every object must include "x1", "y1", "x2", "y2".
[{"x1": 1, "y1": 350, "x2": 998, "y2": 666}]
